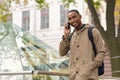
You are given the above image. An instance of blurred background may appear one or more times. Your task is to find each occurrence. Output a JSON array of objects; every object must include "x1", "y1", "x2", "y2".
[{"x1": 0, "y1": 0, "x2": 119, "y2": 80}]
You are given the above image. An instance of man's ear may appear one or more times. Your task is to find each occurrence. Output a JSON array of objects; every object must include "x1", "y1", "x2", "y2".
[
  {"x1": 80, "y1": 14, "x2": 82, "y2": 19},
  {"x1": 80, "y1": 15, "x2": 82, "y2": 18}
]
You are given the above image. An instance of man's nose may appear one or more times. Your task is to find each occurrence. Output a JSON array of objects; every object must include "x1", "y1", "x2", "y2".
[{"x1": 70, "y1": 19, "x2": 74, "y2": 23}]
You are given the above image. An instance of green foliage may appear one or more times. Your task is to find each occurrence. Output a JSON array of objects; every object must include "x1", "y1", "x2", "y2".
[
  {"x1": 12, "y1": 0, "x2": 28, "y2": 5},
  {"x1": 35, "y1": 0, "x2": 101, "y2": 9},
  {"x1": 85, "y1": 0, "x2": 102, "y2": 10},
  {"x1": 92, "y1": 0, "x2": 102, "y2": 9},
  {"x1": 0, "y1": 0, "x2": 29, "y2": 22},
  {"x1": 35, "y1": 0, "x2": 48, "y2": 9},
  {"x1": 0, "y1": 0, "x2": 12, "y2": 22},
  {"x1": 35, "y1": 0, "x2": 77, "y2": 8},
  {"x1": 61, "y1": 0, "x2": 77, "y2": 7}
]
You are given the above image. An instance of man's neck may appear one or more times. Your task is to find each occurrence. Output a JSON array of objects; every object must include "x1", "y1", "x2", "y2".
[{"x1": 76, "y1": 24, "x2": 85, "y2": 31}]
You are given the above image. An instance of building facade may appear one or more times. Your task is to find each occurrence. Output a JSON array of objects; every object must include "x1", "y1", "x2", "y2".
[{"x1": 11, "y1": 0, "x2": 89, "y2": 50}]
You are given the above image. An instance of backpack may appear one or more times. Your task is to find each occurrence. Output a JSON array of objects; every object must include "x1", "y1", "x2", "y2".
[
  {"x1": 69, "y1": 26, "x2": 104, "y2": 76},
  {"x1": 88, "y1": 27, "x2": 104, "y2": 76}
]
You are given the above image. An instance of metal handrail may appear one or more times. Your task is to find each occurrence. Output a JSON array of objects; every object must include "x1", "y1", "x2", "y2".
[{"x1": 0, "y1": 70, "x2": 69, "y2": 76}]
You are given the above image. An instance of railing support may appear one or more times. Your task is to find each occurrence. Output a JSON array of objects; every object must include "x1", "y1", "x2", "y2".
[{"x1": 0, "y1": 70, "x2": 69, "y2": 76}]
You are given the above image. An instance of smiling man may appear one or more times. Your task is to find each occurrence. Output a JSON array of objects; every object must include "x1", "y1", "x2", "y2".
[{"x1": 59, "y1": 9, "x2": 107, "y2": 80}]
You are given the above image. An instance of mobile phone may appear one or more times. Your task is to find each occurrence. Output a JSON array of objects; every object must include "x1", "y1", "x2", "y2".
[{"x1": 67, "y1": 23, "x2": 70, "y2": 29}]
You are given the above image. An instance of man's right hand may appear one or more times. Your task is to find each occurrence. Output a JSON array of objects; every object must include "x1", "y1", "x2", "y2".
[{"x1": 64, "y1": 23, "x2": 71, "y2": 37}]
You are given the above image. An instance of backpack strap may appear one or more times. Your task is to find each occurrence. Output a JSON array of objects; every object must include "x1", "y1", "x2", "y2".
[
  {"x1": 88, "y1": 27, "x2": 104, "y2": 76},
  {"x1": 88, "y1": 27, "x2": 97, "y2": 56}
]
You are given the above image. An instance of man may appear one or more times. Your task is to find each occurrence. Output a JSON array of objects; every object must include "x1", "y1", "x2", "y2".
[{"x1": 59, "y1": 9, "x2": 107, "y2": 80}]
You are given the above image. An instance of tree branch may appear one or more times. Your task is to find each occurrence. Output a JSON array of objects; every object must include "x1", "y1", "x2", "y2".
[{"x1": 86, "y1": 0, "x2": 105, "y2": 30}]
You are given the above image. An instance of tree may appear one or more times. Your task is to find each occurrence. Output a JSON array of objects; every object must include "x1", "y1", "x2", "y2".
[
  {"x1": 0, "y1": 0, "x2": 11, "y2": 22},
  {"x1": 85, "y1": 0, "x2": 120, "y2": 77},
  {"x1": 0, "y1": 0, "x2": 28, "y2": 22}
]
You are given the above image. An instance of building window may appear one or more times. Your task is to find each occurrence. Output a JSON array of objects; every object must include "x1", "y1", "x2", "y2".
[
  {"x1": 60, "y1": 5, "x2": 69, "y2": 26},
  {"x1": 22, "y1": 10, "x2": 30, "y2": 31},
  {"x1": 41, "y1": 8, "x2": 49, "y2": 29}
]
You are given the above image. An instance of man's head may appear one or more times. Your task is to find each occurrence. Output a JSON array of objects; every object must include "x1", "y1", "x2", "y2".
[{"x1": 67, "y1": 9, "x2": 82, "y2": 30}]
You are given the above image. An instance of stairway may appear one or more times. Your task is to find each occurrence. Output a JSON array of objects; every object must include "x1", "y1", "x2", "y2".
[{"x1": 104, "y1": 52, "x2": 112, "y2": 76}]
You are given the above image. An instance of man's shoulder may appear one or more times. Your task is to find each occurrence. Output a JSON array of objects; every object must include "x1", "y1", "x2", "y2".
[{"x1": 84, "y1": 24, "x2": 100, "y2": 35}]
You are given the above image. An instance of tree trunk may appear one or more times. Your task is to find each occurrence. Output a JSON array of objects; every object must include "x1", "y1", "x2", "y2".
[
  {"x1": 86, "y1": 0, "x2": 120, "y2": 77},
  {"x1": 106, "y1": 0, "x2": 120, "y2": 77},
  {"x1": 85, "y1": 0, "x2": 106, "y2": 40}
]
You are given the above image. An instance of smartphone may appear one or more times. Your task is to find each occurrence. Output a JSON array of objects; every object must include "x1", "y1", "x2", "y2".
[{"x1": 67, "y1": 23, "x2": 70, "y2": 29}]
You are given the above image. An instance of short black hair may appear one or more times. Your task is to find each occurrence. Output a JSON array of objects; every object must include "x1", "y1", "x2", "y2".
[{"x1": 67, "y1": 9, "x2": 80, "y2": 15}]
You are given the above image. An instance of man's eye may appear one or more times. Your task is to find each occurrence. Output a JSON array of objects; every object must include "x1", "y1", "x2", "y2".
[
  {"x1": 68, "y1": 18, "x2": 71, "y2": 20},
  {"x1": 73, "y1": 16, "x2": 77, "y2": 18}
]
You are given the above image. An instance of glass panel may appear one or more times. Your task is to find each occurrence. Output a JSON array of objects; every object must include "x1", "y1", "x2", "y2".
[{"x1": 0, "y1": 22, "x2": 69, "y2": 80}]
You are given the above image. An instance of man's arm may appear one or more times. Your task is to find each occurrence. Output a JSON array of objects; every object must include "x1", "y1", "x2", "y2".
[
  {"x1": 59, "y1": 35, "x2": 70, "y2": 56},
  {"x1": 92, "y1": 28, "x2": 107, "y2": 68},
  {"x1": 59, "y1": 23, "x2": 71, "y2": 56}
]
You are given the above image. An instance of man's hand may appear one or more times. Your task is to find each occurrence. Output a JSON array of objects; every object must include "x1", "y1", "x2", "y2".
[{"x1": 64, "y1": 23, "x2": 71, "y2": 37}]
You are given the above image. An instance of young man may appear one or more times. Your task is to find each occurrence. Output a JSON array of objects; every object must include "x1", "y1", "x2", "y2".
[{"x1": 59, "y1": 9, "x2": 107, "y2": 80}]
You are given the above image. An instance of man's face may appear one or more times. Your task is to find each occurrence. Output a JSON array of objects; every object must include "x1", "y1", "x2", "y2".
[{"x1": 67, "y1": 11, "x2": 81, "y2": 28}]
